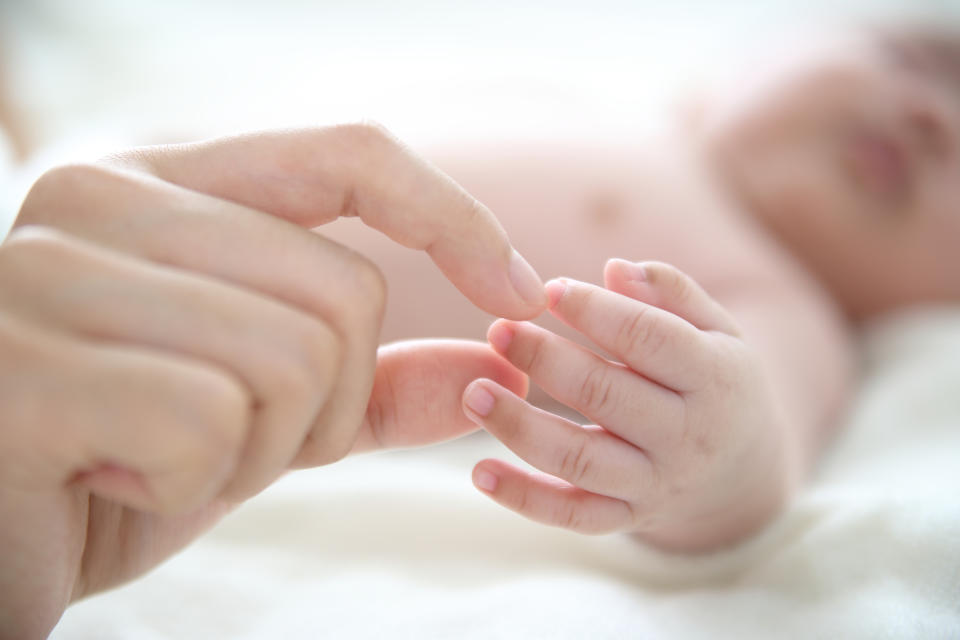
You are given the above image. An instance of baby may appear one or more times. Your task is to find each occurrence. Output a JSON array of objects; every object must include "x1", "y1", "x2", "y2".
[
  {"x1": 322, "y1": 24, "x2": 960, "y2": 552},
  {"x1": 9, "y1": 19, "x2": 960, "y2": 640}
]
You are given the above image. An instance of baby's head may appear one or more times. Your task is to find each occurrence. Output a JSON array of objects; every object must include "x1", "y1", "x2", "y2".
[{"x1": 702, "y1": 23, "x2": 960, "y2": 321}]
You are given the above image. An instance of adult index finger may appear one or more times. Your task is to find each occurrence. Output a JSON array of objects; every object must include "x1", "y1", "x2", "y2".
[{"x1": 114, "y1": 124, "x2": 547, "y2": 319}]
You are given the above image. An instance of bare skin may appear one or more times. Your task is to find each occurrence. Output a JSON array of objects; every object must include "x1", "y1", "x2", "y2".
[
  {"x1": 0, "y1": 124, "x2": 545, "y2": 639},
  {"x1": 4, "y1": 22, "x2": 959, "y2": 639},
  {"x1": 321, "y1": 138, "x2": 855, "y2": 551},
  {"x1": 325, "y1": 27, "x2": 960, "y2": 551}
]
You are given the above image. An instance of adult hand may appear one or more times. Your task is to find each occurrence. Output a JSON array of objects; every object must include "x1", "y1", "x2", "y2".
[{"x1": 0, "y1": 124, "x2": 545, "y2": 638}]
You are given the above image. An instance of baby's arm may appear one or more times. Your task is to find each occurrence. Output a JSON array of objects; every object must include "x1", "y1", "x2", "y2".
[{"x1": 462, "y1": 258, "x2": 850, "y2": 552}]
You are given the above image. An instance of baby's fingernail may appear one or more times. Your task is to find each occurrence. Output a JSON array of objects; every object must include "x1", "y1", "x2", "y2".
[
  {"x1": 544, "y1": 279, "x2": 567, "y2": 308},
  {"x1": 609, "y1": 258, "x2": 646, "y2": 282},
  {"x1": 474, "y1": 468, "x2": 499, "y2": 492},
  {"x1": 464, "y1": 383, "x2": 496, "y2": 418},
  {"x1": 487, "y1": 322, "x2": 514, "y2": 353},
  {"x1": 509, "y1": 250, "x2": 547, "y2": 307}
]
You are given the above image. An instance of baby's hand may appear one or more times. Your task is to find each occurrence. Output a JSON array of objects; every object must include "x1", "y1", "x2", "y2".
[{"x1": 462, "y1": 259, "x2": 798, "y2": 552}]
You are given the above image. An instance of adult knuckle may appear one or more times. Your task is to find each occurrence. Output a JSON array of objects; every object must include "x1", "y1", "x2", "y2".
[
  {"x1": 308, "y1": 401, "x2": 361, "y2": 464},
  {"x1": 18, "y1": 164, "x2": 109, "y2": 225},
  {"x1": 337, "y1": 121, "x2": 397, "y2": 153},
  {"x1": 351, "y1": 120, "x2": 392, "y2": 140},
  {"x1": 330, "y1": 122, "x2": 403, "y2": 198},
  {"x1": 292, "y1": 320, "x2": 342, "y2": 396},
  {"x1": 152, "y1": 463, "x2": 225, "y2": 514},
  {"x1": 348, "y1": 255, "x2": 388, "y2": 314},
  {"x1": 0, "y1": 225, "x2": 72, "y2": 274},
  {"x1": 328, "y1": 252, "x2": 387, "y2": 330},
  {"x1": 259, "y1": 350, "x2": 325, "y2": 421},
  {"x1": 22, "y1": 165, "x2": 87, "y2": 206},
  {"x1": 307, "y1": 429, "x2": 354, "y2": 465},
  {"x1": 149, "y1": 485, "x2": 189, "y2": 514},
  {"x1": 186, "y1": 368, "x2": 252, "y2": 450},
  {"x1": 462, "y1": 195, "x2": 487, "y2": 229},
  {"x1": 156, "y1": 372, "x2": 250, "y2": 511},
  {"x1": 2, "y1": 224, "x2": 66, "y2": 251},
  {"x1": 0, "y1": 323, "x2": 40, "y2": 455}
]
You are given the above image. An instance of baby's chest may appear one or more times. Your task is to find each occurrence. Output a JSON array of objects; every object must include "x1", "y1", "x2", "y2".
[{"x1": 482, "y1": 155, "x2": 779, "y2": 298}]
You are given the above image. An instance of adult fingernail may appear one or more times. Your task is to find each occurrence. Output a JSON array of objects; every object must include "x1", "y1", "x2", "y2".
[
  {"x1": 474, "y1": 468, "x2": 499, "y2": 493},
  {"x1": 464, "y1": 383, "x2": 496, "y2": 418},
  {"x1": 509, "y1": 250, "x2": 547, "y2": 307},
  {"x1": 609, "y1": 258, "x2": 646, "y2": 282}
]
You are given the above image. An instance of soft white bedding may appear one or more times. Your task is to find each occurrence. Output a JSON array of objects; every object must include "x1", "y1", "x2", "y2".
[
  {"x1": 5, "y1": 3, "x2": 959, "y2": 636},
  {"x1": 50, "y1": 309, "x2": 960, "y2": 639}
]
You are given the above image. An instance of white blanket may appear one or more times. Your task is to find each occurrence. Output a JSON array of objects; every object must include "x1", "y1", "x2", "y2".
[
  {"x1": 7, "y1": 3, "x2": 959, "y2": 635},
  {"x1": 51, "y1": 308, "x2": 960, "y2": 639}
]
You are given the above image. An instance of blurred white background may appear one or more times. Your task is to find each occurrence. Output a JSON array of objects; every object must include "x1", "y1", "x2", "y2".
[{"x1": 1, "y1": 0, "x2": 958, "y2": 231}]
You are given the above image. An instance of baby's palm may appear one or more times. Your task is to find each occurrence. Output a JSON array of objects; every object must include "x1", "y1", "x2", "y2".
[{"x1": 463, "y1": 260, "x2": 794, "y2": 551}]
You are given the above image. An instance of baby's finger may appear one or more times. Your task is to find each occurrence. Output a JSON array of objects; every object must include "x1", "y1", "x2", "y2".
[
  {"x1": 487, "y1": 320, "x2": 684, "y2": 446},
  {"x1": 472, "y1": 458, "x2": 636, "y2": 534},
  {"x1": 462, "y1": 379, "x2": 655, "y2": 503},
  {"x1": 543, "y1": 278, "x2": 714, "y2": 392},
  {"x1": 604, "y1": 259, "x2": 740, "y2": 336},
  {"x1": 347, "y1": 340, "x2": 528, "y2": 454}
]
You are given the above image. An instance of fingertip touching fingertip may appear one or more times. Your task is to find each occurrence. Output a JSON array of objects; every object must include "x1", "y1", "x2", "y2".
[{"x1": 509, "y1": 250, "x2": 548, "y2": 311}]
